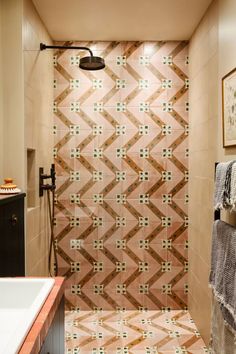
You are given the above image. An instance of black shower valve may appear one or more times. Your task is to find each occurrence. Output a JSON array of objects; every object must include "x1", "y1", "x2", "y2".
[
  {"x1": 39, "y1": 164, "x2": 56, "y2": 197},
  {"x1": 40, "y1": 183, "x2": 56, "y2": 191}
]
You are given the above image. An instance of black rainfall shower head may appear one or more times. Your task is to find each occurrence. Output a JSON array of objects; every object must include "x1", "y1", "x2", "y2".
[
  {"x1": 40, "y1": 43, "x2": 105, "y2": 71},
  {"x1": 79, "y1": 56, "x2": 105, "y2": 71}
]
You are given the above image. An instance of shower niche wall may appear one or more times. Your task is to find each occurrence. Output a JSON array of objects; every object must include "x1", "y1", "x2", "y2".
[{"x1": 53, "y1": 41, "x2": 189, "y2": 311}]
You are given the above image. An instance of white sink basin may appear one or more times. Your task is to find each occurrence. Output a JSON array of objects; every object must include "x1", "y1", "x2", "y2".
[{"x1": 0, "y1": 278, "x2": 55, "y2": 354}]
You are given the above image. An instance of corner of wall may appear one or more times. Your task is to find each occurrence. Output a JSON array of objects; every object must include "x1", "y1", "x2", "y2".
[
  {"x1": 23, "y1": 0, "x2": 54, "y2": 276},
  {"x1": 188, "y1": 0, "x2": 219, "y2": 344}
]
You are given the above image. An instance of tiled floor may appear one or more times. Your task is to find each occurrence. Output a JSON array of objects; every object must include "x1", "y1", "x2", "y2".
[{"x1": 66, "y1": 310, "x2": 209, "y2": 354}]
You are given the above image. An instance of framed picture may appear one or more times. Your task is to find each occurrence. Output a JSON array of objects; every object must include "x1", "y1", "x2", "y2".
[{"x1": 222, "y1": 67, "x2": 236, "y2": 147}]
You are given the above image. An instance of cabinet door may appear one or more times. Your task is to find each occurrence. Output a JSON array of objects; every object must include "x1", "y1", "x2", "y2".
[
  {"x1": 40, "y1": 297, "x2": 65, "y2": 354},
  {"x1": 0, "y1": 198, "x2": 25, "y2": 276}
]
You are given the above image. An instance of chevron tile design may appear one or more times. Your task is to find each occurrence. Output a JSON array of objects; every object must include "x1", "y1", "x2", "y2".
[
  {"x1": 54, "y1": 41, "x2": 189, "y2": 311},
  {"x1": 65, "y1": 310, "x2": 209, "y2": 353}
]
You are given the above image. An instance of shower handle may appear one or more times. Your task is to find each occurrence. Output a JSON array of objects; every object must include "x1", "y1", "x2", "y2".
[{"x1": 39, "y1": 164, "x2": 56, "y2": 197}]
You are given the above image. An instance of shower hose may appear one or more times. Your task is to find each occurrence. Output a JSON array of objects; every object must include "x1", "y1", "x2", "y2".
[{"x1": 47, "y1": 189, "x2": 58, "y2": 277}]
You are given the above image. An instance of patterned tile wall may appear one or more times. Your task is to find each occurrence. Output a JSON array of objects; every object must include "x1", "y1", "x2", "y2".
[{"x1": 53, "y1": 41, "x2": 189, "y2": 311}]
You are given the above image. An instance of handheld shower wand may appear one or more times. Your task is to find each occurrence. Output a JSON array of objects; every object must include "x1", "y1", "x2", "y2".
[{"x1": 47, "y1": 188, "x2": 58, "y2": 277}]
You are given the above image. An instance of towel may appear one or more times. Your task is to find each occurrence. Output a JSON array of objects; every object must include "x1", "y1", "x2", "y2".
[
  {"x1": 223, "y1": 160, "x2": 236, "y2": 208},
  {"x1": 209, "y1": 220, "x2": 236, "y2": 335},
  {"x1": 214, "y1": 162, "x2": 231, "y2": 210},
  {"x1": 211, "y1": 297, "x2": 236, "y2": 354},
  {"x1": 220, "y1": 306, "x2": 236, "y2": 334},
  {"x1": 214, "y1": 161, "x2": 236, "y2": 210},
  {"x1": 230, "y1": 162, "x2": 236, "y2": 209}
]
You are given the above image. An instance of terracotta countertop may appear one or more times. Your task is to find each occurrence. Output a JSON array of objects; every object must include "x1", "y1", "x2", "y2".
[{"x1": 19, "y1": 277, "x2": 65, "y2": 354}]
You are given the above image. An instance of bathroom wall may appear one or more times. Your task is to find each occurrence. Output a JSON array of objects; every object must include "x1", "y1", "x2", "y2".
[
  {"x1": 23, "y1": 0, "x2": 54, "y2": 276},
  {"x1": 189, "y1": 0, "x2": 236, "y2": 343},
  {"x1": 0, "y1": 0, "x2": 25, "y2": 188},
  {"x1": 0, "y1": 3, "x2": 3, "y2": 183},
  {"x1": 188, "y1": 0, "x2": 218, "y2": 342},
  {"x1": 218, "y1": 0, "x2": 236, "y2": 160},
  {"x1": 0, "y1": 0, "x2": 53, "y2": 276},
  {"x1": 54, "y1": 41, "x2": 189, "y2": 310}
]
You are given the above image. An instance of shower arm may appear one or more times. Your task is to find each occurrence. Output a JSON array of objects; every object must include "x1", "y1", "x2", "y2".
[{"x1": 40, "y1": 43, "x2": 93, "y2": 57}]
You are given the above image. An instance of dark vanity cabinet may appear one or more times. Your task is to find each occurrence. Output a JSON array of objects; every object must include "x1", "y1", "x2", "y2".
[{"x1": 0, "y1": 193, "x2": 25, "y2": 276}]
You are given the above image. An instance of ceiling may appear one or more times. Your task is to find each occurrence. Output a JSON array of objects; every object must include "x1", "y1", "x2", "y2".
[{"x1": 32, "y1": 0, "x2": 213, "y2": 41}]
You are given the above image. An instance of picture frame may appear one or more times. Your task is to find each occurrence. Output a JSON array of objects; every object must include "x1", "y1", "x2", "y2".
[{"x1": 222, "y1": 67, "x2": 236, "y2": 147}]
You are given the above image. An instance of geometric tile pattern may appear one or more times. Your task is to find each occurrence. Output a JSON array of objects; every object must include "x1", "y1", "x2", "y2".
[
  {"x1": 66, "y1": 310, "x2": 209, "y2": 353},
  {"x1": 54, "y1": 41, "x2": 189, "y2": 310}
]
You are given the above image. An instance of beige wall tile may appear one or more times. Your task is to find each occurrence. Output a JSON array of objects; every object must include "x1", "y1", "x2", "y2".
[
  {"x1": 23, "y1": 0, "x2": 53, "y2": 276},
  {"x1": 25, "y1": 230, "x2": 49, "y2": 273},
  {"x1": 1, "y1": 0, "x2": 25, "y2": 188},
  {"x1": 189, "y1": 0, "x2": 218, "y2": 341},
  {"x1": 218, "y1": 0, "x2": 236, "y2": 161},
  {"x1": 188, "y1": 291, "x2": 212, "y2": 344},
  {"x1": 0, "y1": 3, "x2": 3, "y2": 183},
  {"x1": 189, "y1": 0, "x2": 236, "y2": 342},
  {"x1": 0, "y1": 0, "x2": 52, "y2": 276},
  {"x1": 189, "y1": 270, "x2": 212, "y2": 345},
  {"x1": 188, "y1": 247, "x2": 211, "y2": 289}
]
